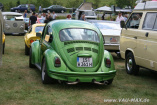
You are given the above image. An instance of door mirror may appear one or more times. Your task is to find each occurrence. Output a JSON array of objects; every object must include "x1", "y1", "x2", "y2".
[
  {"x1": 49, "y1": 35, "x2": 53, "y2": 43},
  {"x1": 120, "y1": 21, "x2": 127, "y2": 29},
  {"x1": 36, "y1": 33, "x2": 41, "y2": 37}
]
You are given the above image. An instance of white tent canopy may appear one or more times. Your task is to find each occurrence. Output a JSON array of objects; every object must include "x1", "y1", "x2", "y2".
[
  {"x1": 96, "y1": 6, "x2": 112, "y2": 12},
  {"x1": 96, "y1": 6, "x2": 132, "y2": 13}
]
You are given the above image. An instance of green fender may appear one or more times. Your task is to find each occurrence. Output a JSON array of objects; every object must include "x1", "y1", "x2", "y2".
[
  {"x1": 100, "y1": 50, "x2": 115, "y2": 72},
  {"x1": 43, "y1": 49, "x2": 67, "y2": 72},
  {"x1": 31, "y1": 41, "x2": 40, "y2": 64}
]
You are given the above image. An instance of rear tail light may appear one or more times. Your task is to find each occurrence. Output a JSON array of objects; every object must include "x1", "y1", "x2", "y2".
[
  {"x1": 105, "y1": 58, "x2": 111, "y2": 68},
  {"x1": 54, "y1": 57, "x2": 61, "y2": 67},
  {"x1": 30, "y1": 40, "x2": 34, "y2": 43}
]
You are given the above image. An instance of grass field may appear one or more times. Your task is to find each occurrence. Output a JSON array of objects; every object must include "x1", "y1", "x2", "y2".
[{"x1": 0, "y1": 35, "x2": 157, "y2": 105}]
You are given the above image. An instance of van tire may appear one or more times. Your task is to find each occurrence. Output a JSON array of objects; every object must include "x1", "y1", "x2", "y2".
[{"x1": 125, "y1": 52, "x2": 139, "y2": 75}]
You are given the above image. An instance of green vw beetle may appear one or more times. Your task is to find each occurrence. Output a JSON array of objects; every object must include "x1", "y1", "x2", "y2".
[{"x1": 29, "y1": 20, "x2": 116, "y2": 85}]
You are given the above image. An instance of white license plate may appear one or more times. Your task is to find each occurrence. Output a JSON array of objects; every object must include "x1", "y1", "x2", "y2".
[
  {"x1": 77, "y1": 57, "x2": 93, "y2": 67},
  {"x1": 110, "y1": 37, "x2": 117, "y2": 43}
]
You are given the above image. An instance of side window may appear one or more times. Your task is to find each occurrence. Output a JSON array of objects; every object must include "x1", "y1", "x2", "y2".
[
  {"x1": 143, "y1": 13, "x2": 157, "y2": 30},
  {"x1": 28, "y1": 26, "x2": 32, "y2": 33},
  {"x1": 44, "y1": 26, "x2": 53, "y2": 42},
  {"x1": 126, "y1": 13, "x2": 143, "y2": 29}
]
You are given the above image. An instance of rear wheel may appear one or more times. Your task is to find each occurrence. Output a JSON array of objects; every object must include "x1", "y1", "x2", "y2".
[
  {"x1": 106, "y1": 79, "x2": 113, "y2": 85},
  {"x1": 25, "y1": 44, "x2": 29, "y2": 55},
  {"x1": 41, "y1": 58, "x2": 53, "y2": 84},
  {"x1": 125, "y1": 52, "x2": 139, "y2": 75},
  {"x1": 29, "y1": 48, "x2": 35, "y2": 68}
]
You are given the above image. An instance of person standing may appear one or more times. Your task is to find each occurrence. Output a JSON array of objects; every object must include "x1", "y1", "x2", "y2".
[
  {"x1": 29, "y1": 12, "x2": 37, "y2": 26},
  {"x1": 80, "y1": 14, "x2": 86, "y2": 21},
  {"x1": 116, "y1": 12, "x2": 124, "y2": 22},
  {"x1": 39, "y1": 5, "x2": 42, "y2": 14},
  {"x1": 41, "y1": 12, "x2": 46, "y2": 20},
  {"x1": 101, "y1": 13, "x2": 105, "y2": 20},
  {"x1": 52, "y1": 11, "x2": 57, "y2": 20},
  {"x1": 23, "y1": 10, "x2": 27, "y2": 18},
  {"x1": 27, "y1": 4, "x2": 31, "y2": 13}
]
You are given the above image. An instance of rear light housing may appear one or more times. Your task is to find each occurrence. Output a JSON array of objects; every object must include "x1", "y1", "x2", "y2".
[
  {"x1": 54, "y1": 57, "x2": 61, "y2": 67},
  {"x1": 30, "y1": 40, "x2": 34, "y2": 43},
  {"x1": 105, "y1": 58, "x2": 111, "y2": 68}
]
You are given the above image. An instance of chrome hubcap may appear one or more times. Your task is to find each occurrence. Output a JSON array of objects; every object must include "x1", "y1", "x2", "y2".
[{"x1": 127, "y1": 57, "x2": 133, "y2": 71}]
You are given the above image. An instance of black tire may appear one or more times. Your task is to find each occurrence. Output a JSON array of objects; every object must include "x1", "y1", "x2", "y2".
[
  {"x1": 41, "y1": 58, "x2": 53, "y2": 84},
  {"x1": 125, "y1": 52, "x2": 139, "y2": 75},
  {"x1": 25, "y1": 44, "x2": 30, "y2": 55},
  {"x1": 3, "y1": 42, "x2": 5, "y2": 54},
  {"x1": 106, "y1": 79, "x2": 113, "y2": 85},
  {"x1": 29, "y1": 48, "x2": 35, "y2": 68}
]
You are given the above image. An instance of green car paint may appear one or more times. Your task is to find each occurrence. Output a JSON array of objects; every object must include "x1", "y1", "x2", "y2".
[{"x1": 30, "y1": 20, "x2": 116, "y2": 84}]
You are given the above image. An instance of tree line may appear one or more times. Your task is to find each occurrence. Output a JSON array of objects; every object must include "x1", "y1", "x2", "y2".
[{"x1": 2, "y1": 0, "x2": 137, "y2": 11}]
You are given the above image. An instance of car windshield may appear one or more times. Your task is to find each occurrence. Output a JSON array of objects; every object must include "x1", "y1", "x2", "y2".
[
  {"x1": 5, "y1": 15, "x2": 23, "y2": 21},
  {"x1": 35, "y1": 26, "x2": 44, "y2": 33},
  {"x1": 60, "y1": 28, "x2": 99, "y2": 43},
  {"x1": 93, "y1": 22, "x2": 121, "y2": 30},
  {"x1": 84, "y1": 11, "x2": 95, "y2": 16}
]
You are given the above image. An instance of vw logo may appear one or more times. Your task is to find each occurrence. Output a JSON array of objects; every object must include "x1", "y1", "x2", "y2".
[{"x1": 13, "y1": 23, "x2": 18, "y2": 27}]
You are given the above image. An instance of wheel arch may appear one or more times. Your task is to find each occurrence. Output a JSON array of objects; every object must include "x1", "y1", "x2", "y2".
[{"x1": 30, "y1": 41, "x2": 40, "y2": 64}]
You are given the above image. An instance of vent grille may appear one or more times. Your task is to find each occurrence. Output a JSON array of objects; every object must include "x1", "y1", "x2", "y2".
[
  {"x1": 64, "y1": 41, "x2": 99, "y2": 46},
  {"x1": 84, "y1": 47, "x2": 91, "y2": 51},
  {"x1": 67, "y1": 48, "x2": 75, "y2": 53},
  {"x1": 76, "y1": 47, "x2": 83, "y2": 51},
  {"x1": 92, "y1": 48, "x2": 98, "y2": 53}
]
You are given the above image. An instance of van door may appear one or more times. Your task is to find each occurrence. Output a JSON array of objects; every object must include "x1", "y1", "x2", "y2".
[
  {"x1": 121, "y1": 13, "x2": 143, "y2": 57},
  {"x1": 141, "y1": 12, "x2": 157, "y2": 71}
]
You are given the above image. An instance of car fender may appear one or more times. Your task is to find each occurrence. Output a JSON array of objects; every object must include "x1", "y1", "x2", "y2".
[
  {"x1": 103, "y1": 50, "x2": 115, "y2": 71},
  {"x1": 43, "y1": 49, "x2": 66, "y2": 72},
  {"x1": 31, "y1": 40, "x2": 40, "y2": 64}
]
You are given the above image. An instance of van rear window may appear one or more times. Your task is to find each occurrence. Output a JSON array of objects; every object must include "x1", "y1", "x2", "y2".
[{"x1": 5, "y1": 15, "x2": 23, "y2": 21}]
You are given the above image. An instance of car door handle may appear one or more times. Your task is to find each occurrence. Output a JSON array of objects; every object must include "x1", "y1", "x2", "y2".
[
  {"x1": 145, "y1": 32, "x2": 149, "y2": 37},
  {"x1": 133, "y1": 36, "x2": 137, "y2": 39}
]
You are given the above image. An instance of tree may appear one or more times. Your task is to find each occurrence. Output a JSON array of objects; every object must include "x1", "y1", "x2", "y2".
[
  {"x1": 16, "y1": 0, "x2": 20, "y2": 6},
  {"x1": 115, "y1": 0, "x2": 136, "y2": 9}
]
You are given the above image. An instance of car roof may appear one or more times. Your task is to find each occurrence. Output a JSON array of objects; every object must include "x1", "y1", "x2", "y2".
[
  {"x1": 87, "y1": 20, "x2": 120, "y2": 24},
  {"x1": 48, "y1": 20, "x2": 99, "y2": 31},
  {"x1": 32, "y1": 23, "x2": 45, "y2": 27},
  {"x1": 2, "y1": 12, "x2": 22, "y2": 15}
]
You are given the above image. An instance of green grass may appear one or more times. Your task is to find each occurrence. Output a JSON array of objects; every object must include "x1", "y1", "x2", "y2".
[{"x1": 0, "y1": 35, "x2": 157, "y2": 105}]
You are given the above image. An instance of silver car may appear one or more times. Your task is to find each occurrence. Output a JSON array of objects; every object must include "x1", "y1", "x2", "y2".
[
  {"x1": 2, "y1": 12, "x2": 25, "y2": 35},
  {"x1": 88, "y1": 20, "x2": 121, "y2": 53}
]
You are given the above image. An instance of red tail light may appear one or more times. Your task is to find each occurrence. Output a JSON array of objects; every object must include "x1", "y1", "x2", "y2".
[
  {"x1": 54, "y1": 57, "x2": 61, "y2": 67},
  {"x1": 105, "y1": 58, "x2": 111, "y2": 68},
  {"x1": 30, "y1": 40, "x2": 34, "y2": 43}
]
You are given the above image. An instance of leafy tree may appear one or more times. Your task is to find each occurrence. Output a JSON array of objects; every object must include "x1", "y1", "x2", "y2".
[
  {"x1": 16, "y1": 0, "x2": 20, "y2": 6},
  {"x1": 115, "y1": 0, "x2": 136, "y2": 9}
]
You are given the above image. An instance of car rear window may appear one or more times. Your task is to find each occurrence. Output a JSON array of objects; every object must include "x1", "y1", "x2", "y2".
[
  {"x1": 60, "y1": 28, "x2": 99, "y2": 43},
  {"x1": 35, "y1": 26, "x2": 44, "y2": 33}
]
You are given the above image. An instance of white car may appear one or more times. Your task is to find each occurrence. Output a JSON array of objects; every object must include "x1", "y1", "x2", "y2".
[
  {"x1": 2, "y1": 12, "x2": 25, "y2": 35},
  {"x1": 88, "y1": 20, "x2": 121, "y2": 54}
]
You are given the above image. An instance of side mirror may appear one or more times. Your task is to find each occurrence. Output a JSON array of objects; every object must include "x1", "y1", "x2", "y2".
[
  {"x1": 49, "y1": 35, "x2": 53, "y2": 43},
  {"x1": 120, "y1": 21, "x2": 127, "y2": 29},
  {"x1": 36, "y1": 33, "x2": 41, "y2": 37}
]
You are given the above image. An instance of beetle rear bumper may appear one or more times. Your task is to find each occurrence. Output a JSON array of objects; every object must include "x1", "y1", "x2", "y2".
[{"x1": 48, "y1": 70, "x2": 116, "y2": 82}]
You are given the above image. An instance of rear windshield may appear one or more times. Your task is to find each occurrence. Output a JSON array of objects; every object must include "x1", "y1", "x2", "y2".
[
  {"x1": 84, "y1": 11, "x2": 95, "y2": 16},
  {"x1": 35, "y1": 26, "x2": 44, "y2": 33},
  {"x1": 60, "y1": 28, "x2": 99, "y2": 43},
  {"x1": 93, "y1": 22, "x2": 121, "y2": 30}
]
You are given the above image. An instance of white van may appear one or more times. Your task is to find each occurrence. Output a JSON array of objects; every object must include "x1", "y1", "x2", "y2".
[
  {"x1": 120, "y1": 1, "x2": 157, "y2": 75},
  {"x1": 2, "y1": 12, "x2": 25, "y2": 35}
]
